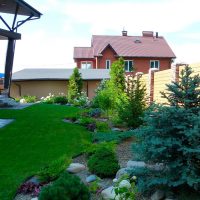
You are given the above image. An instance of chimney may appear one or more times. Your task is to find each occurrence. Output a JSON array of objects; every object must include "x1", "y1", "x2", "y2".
[
  {"x1": 142, "y1": 31, "x2": 154, "y2": 37},
  {"x1": 156, "y1": 32, "x2": 158, "y2": 38},
  {"x1": 122, "y1": 30, "x2": 128, "y2": 36}
]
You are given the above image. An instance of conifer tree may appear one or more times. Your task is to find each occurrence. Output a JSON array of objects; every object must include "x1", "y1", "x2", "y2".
[
  {"x1": 161, "y1": 65, "x2": 200, "y2": 113},
  {"x1": 132, "y1": 66, "x2": 200, "y2": 193},
  {"x1": 109, "y1": 57, "x2": 126, "y2": 94},
  {"x1": 118, "y1": 74, "x2": 146, "y2": 128},
  {"x1": 68, "y1": 68, "x2": 83, "y2": 101}
]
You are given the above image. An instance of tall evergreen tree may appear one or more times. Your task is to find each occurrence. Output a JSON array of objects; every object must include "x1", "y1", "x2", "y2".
[
  {"x1": 118, "y1": 74, "x2": 146, "y2": 128},
  {"x1": 132, "y1": 66, "x2": 200, "y2": 193},
  {"x1": 109, "y1": 57, "x2": 126, "y2": 93},
  {"x1": 68, "y1": 68, "x2": 83, "y2": 101},
  {"x1": 161, "y1": 65, "x2": 200, "y2": 113}
]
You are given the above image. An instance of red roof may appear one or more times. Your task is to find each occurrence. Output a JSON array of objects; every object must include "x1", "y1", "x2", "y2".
[
  {"x1": 74, "y1": 33, "x2": 176, "y2": 59},
  {"x1": 73, "y1": 47, "x2": 93, "y2": 58}
]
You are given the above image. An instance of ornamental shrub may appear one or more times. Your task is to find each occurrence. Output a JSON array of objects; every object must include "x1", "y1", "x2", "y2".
[
  {"x1": 96, "y1": 121, "x2": 110, "y2": 132},
  {"x1": 68, "y1": 68, "x2": 83, "y2": 102},
  {"x1": 53, "y1": 96, "x2": 68, "y2": 104},
  {"x1": 83, "y1": 141, "x2": 116, "y2": 158},
  {"x1": 39, "y1": 172, "x2": 90, "y2": 200},
  {"x1": 131, "y1": 66, "x2": 200, "y2": 193},
  {"x1": 37, "y1": 156, "x2": 71, "y2": 182},
  {"x1": 87, "y1": 146, "x2": 120, "y2": 178},
  {"x1": 93, "y1": 131, "x2": 134, "y2": 143}
]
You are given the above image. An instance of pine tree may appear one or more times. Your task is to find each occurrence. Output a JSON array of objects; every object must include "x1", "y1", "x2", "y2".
[
  {"x1": 68, "y1": 68, "x2": 83, "y2": 101},
  {"x1": 118, "y1": 74, "x2": 146, "y2": 128},
  {"x1": 132, "y1": 66, "x2": 200, "y2": 193}
]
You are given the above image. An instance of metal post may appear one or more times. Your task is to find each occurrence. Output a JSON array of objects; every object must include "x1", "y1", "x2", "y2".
[{"x1": 4, "y1": 38, "x2": 15, "y2": 97}]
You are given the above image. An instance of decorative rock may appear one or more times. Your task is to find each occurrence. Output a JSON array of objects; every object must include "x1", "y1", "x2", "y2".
[
  {"x1": 101, "y1": 186, "x2": 119, "y2": 200},
  {"x1": 74, "y1": 120, "x2": 80, "y2": 124},
  {"x1": 127, "y1": 160, "x2": 146, "y2": 168},
  {"x1": 63, "y1": 119, "x2": 72, "y2": 123},
  {"x1": 112, "y1": 127, "x2": 121, "y2": 132},
  {"x1": 27, "y1": 176, "x2": 41, "y2": 186},
  {"x1": 67, "y1": 163, "x2": 86, "y2": 173},
  {"x1": 116, "y1": 168, "x2": 131, "y2": 179},
  {"x1": 20, "y1": 99, "x2": 26, "y2": 104},
  {"x1": 86, "y1": 175, "x2": 97, "y2": 183},
  {"x1": 113, "y1": 178, "x2": 118, "y2": 183},
  {"x1": 151, "y1": 190, "x2": 165, "y2": 200},
  {"x1": 119, "y1": 180, "x2": 131, "y2": 189}
]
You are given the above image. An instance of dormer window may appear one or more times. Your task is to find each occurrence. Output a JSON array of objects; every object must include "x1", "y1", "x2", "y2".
[{"x1": 81, "y1": 61, "x2": 92, "y2": 69}]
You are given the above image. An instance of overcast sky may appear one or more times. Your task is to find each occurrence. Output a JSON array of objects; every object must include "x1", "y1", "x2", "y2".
[{"x1": 0, "y1": 0, "x2": 200, "y2": 72}]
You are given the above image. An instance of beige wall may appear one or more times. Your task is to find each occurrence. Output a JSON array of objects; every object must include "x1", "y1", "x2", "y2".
[
  {"x1": 140, "y1": 63, "x2": 200, "y2": 104},
  {"x1": 11, "y1": 80, "x2": 101, "y2": 100}
]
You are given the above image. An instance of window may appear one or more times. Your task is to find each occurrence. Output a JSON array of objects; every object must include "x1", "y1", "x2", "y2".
[
  {"x1": 81, "y1": 61, "x2": 92, "y2": 69},
  {"x1": 124, "y1": 60, "x2": 133, "y2": 72},
  {"x1": 150, "y1": 60, "x2": 160, "y2": 69},
  {"x1": 106, "y1": 60, "x2": 111, "y2": 69}
]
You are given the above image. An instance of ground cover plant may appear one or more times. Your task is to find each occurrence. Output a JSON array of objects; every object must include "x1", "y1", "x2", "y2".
[{"x1": 0, "y1": 104, "x2": 91, "y2": 200}]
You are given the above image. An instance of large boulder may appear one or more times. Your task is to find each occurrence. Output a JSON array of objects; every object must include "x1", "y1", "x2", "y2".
[
  {"x1": 67, "y1": 163, "x2": 86, "y2": 173},
  {"x1": 116, "y1": 167, "x2": 132, "y2": 179},
  {"x1": 101, "y1": 186, "x2": 119, "y2": 200},
  {"x1": 119, "y1": 180, "x2": 131, "y2": 189}
]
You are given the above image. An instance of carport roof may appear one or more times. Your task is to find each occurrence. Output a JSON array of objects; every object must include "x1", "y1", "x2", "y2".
[
  {"x1": 12, "y1": 68, "x2": 110, "y2": 81},
  {"x1": 0, "y1": 0, "x2": 42, "y2": 17}
]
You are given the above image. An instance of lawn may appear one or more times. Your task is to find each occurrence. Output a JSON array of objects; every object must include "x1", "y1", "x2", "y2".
[{"x1": 0, "y1": 103, "x2": 91, "y2": 200}]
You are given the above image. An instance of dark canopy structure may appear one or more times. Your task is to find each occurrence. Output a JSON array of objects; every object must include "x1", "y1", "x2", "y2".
[{"x1": 0, "y1": 0, "x2": 42, "y2": 96}]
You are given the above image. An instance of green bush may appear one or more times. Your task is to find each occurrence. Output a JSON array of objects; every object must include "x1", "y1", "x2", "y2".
[
  {"x1": 93, "y1": 131, "x2": 134, "y2": 143},
  {"x1": 72, "y1": 92, "x2": 90, "y2": 107},
  {"x1": 41, "y1": 94, "x2": 55, "y2": 104},
  {"x1": 68, "y1": 68, "x2": 83, "y2": 102},
  {"x1": 79, "y1": 117, "x2": 96, "y2": 126},
  {"x1": 18, "y1": 95, "x2": 37, "y2": 103},
  {"x1": 83, "y1": 141, "x2": 116, "y2": 158},
  {"x1": 53, "y1": 96, "x2": 68, "y2": 104},
  {"x1": 39, "y1": 172, "x2": 90, "y2": 200},
  {"x1": 96, "y1": 121, "x2": 110, "y2": 132},
  {"x1": 37, "y1": 156, "x2": 71, "y2": 182},
  {"x1": 87, "y1": 146, "x2": 120, "y2": 178}
]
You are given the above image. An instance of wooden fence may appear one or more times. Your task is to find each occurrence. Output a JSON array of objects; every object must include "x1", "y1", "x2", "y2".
[{"x1": 140, "y1": 63, "x2": 200, "y2": 104}]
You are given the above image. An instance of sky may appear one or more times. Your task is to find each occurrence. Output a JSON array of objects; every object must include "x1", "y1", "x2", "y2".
[{"x1": 0, "y1": 0, "x2": 200, "y2": 72}]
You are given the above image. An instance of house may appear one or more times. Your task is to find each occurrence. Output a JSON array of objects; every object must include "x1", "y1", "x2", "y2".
[
  {"x1": 74, "y1": 31, "x2": 176, "y2": 74},
  {"x1": 10, "y1": 68, "x2": 110, "y2": 99}
]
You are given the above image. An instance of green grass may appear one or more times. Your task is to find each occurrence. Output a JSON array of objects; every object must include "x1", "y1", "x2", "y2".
[{"x1": 0, "y1": 104, "x2": 91, "y2": 200}]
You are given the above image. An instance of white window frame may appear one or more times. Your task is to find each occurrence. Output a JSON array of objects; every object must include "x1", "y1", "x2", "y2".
[
  {"x1": 124, "y1": 60, "x2": 133, "y2": 72},
  {"x1": 106, "y1": 60, "x2": 111, "y2": 69},
  {"x1": 81, "y1": 61, "x2": 92, "y2": 69},
  {"x1": 150, "y1": 60, "x2": 160, "y2": 69}
]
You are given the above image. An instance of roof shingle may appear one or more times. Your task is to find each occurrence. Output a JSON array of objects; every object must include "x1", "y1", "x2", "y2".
[{"x1": 74, "y1": 33, "x2": 176, "y2": 59}]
